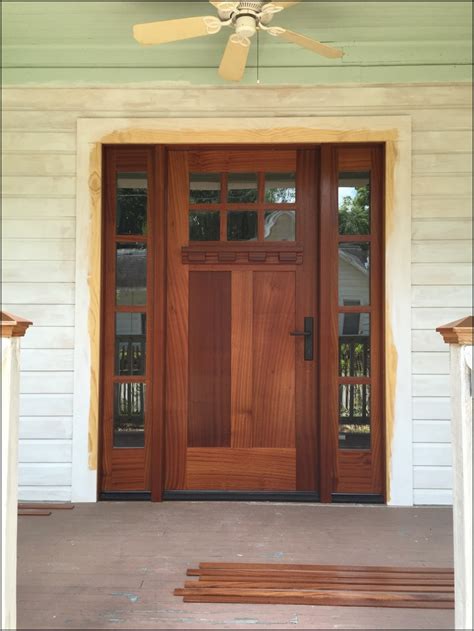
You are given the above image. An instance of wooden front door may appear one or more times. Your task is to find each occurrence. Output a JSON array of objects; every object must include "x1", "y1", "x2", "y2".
[
  {"x1": 165, "y1": 148, "x2": 319, "y2": 497},
  {"x1": 99, "y1": 143, "x2": 385, "y2": 502}
]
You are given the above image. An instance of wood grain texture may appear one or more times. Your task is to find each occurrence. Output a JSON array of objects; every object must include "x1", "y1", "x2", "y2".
[
  {"x1": 179, "y1": 588, "x2": 454, "y2": 608},
  {"x1": 187, "y1": 150, "x2": 296, "y2": 173},
  {"x1": 197, "y1": 562, "x2": 454, "y2": 574},
  {"x1": 295, "y1": 149, "x2": 319, "y2": 491},
  {"x1": 319, "y1": 145, "x2": 339, "y2": 501},
  {"x1": 185, "y1": 448, "x2": 296, "y2": 491},
  {"x1": 253, "y1": 271, "x2": 296, "y2": 448},
  {"x1": 165, "y1": 151, "x2": 189, "y2": 489},
  {"x1": 184, "y1": 580, "x2": 454, "y2": 593},
  {"x1": 231, "y1": 271, "x2": 253, "y2": 448},
  {"x1": 188, "y1": 271, "x2": 231, "y2": 448}
]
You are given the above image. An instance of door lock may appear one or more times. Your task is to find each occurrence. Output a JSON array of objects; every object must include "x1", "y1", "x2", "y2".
[{"x1": 290, "y1": 316, "x2": 314, "y2": 361}]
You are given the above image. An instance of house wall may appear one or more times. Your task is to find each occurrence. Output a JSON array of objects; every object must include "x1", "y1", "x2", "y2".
[{"x1": 2, "y1": 84, "x2": 471, "y2": 504}]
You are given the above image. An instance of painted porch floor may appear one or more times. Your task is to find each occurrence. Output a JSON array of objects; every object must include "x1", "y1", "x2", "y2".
[{"x1": 18, "y1": 502, "x2": 454, "y2": 630}]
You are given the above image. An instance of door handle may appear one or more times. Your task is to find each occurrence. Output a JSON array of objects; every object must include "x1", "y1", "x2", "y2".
[{"x1": 290, "y1": 316, "x2": 313, "y2": 361}]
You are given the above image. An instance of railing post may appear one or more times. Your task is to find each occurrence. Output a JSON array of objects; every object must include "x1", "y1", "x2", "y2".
[
  {"x1": 437, "y1": 316, "x2": 473, "y2": 631},
  {"x1": 1, "y1": 312, "x2": 32, "y2": 631}
]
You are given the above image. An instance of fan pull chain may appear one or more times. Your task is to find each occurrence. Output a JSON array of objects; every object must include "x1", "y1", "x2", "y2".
[{"x1": 258, "y1": 30, "x2": 261, "y2": 84}]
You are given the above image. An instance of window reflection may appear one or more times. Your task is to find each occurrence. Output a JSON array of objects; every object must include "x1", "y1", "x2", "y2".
[
  {"x1": 116, "y1": 243, "x2": 147, "y2": 306},
  {"x1": 114, "y1": 383, "x2": 145, "y2": 448},
  {"x1": 265, "y1": 173, "x2": 296, "y2": 203},
  {"x1": 264, "y1": 211, "x2": 296, "y2": 241},
  {"x1": 338, "y1": 172, "x2": 370, "y2": 235},
  {"x1": 339, "y1": 313, "x2": 370, "y2": 377},
  {"x1": 227, "y1": 211, "x2": 258, "y2": 241},
  {"x1": 189, "y1": 211, "x2": 220, "y2": 241},
  {"x1": 116, "y1": 173, "x2": 148, "y2": 235},
  {"x1": 339, "y1": 384, "x2": 371, "y2": 450},
  {"x1": 115, "y1": 313, "x2": 146, "y2": 376},
  {"x1": 228, "y1": 173, "x2": 258, "y2": 203},
  {"x1": 189, "y1": 173, "x2": 221, "y2": 204},
  {"x1": 339, "y1": 242, "x2": 370, "y2": 306}
]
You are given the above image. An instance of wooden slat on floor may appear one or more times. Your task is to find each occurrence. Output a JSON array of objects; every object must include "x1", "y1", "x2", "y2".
[
  {"x1": 18, "y1": 503, "x2": 75, "y2": 510},
  {"x1": 176, "y1": 562, "x2": 455, "y2": 610},
  {"x1": 184, "y1": 580, "x2": 454, "y2": 593},
  {"x1": 198, "y1": 562, "x2": 454, "y2": 574}
]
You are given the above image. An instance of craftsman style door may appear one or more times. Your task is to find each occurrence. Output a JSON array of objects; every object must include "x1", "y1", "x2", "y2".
[
  {"x1": 100, "y1": 144, "x2": 385, "y2": 502},
  {"x1": 165, "y1": 148, "x2": 319, "y2": 497}
]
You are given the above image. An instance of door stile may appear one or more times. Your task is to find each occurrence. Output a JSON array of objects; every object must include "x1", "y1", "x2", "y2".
[
  {"x1": 368, "y1": 145, "x2": 385, "y2": 495},
  {"x1": 164, "y1": 151, "x2": 189, "y2": 489},
  {"x1": 319, "y1": 145, "x2": 339, "y2": 502},
  {"x1": 295, "y1": 148, "x2": 319, "y2": 492},
  {"x1": 151, "y1": 145, "x2": 167, "y2": 501}
]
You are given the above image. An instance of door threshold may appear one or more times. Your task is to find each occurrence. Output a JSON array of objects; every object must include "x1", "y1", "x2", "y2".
[{"x1": 163, "y1": 491, "x2": 320, "y2": 502}]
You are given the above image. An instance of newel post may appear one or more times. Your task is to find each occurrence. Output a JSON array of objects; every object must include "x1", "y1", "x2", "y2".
[
  {"x1": 437, "y1": 316, "x2": 473, "y2": 631},
  {"x1": 1, "y1": 312, "x2": 32, "y2": 631}
]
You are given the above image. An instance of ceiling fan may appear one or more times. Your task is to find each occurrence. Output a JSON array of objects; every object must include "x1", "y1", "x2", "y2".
[{"x1": 133, "y1": 1, "x2": 344, "y2": 82}]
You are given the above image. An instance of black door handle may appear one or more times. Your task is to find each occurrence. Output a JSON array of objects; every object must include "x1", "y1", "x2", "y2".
[{"x1": 290, "y1": 317, "x2": 313, "y2": 361}]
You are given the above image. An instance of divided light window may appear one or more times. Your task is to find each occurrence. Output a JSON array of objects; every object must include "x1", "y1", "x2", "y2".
[{"x1": 189, "y1": 171, "x2": 296, "y2": 242}]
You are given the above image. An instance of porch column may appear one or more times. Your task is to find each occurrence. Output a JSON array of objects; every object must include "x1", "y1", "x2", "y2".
[
  {"x1": 437, "y1": 316, "x2": 473, "y2": 631},
  {"x1": 1, "y1": 312, "x2": 32, "y2": 631}
]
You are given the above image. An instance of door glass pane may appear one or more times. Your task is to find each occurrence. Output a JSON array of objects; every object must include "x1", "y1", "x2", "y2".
[
  {"x1": 114, "y1": 383, "x2": 146, "y2": 448},
  {"x1": 339, "y1": 242, "x2": 370, "y2": 306},
  {"x1": 264, "y1": 210, "x2": 296, "y2": 241},
  {"x1": 189, "y1": 211, "x2": 220, "y2": 241},
  {"x1": 116, "y1": 243, "x2": 147, "y2": 306},
  {"x1": 265, "y1": 173, "x2": 296, "y2": 203},
  {"x1": 339, "y1": 314, "x2": 370, "y2": 376},
  {"x1": 339, "y1": 384, "x2": 371, "y2": 450},
  {"x1": 189, "y1": 173, "x2": 221, "y2": 204},
  {"x1": 115, "y1": 313, "x2": 146, "y2": 376},
  {"x1": 228, "y1": 173, "x2": 258, "y2": 203},
  {"x1": 116, "y1": 172, "x2": 147, "y2": 235},
  {"x1": 227, "y1": 211, "x2": 258, "y2": 241},
  {"x1": 338, "y1": 172, "x2": 370, "y2": 235}
]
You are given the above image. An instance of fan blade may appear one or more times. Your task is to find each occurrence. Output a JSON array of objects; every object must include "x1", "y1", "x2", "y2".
[
  {"x1": 267, "y1": 1, "x2": 301, "y2": 8},
  {"x1": 133, "y1": 16, "x2": 221, "y2": 46},
  {"x1": 219, "y1": 34, "x2": 251, "y2": 81},
  {"x1": 209, "y1": 1, "x2": 239, "y2": 9},
  {"x1": 272, "y1": 28, "x2": 344, "y2": 58}
]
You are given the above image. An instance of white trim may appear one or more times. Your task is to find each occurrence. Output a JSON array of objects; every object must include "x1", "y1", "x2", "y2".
[{"x1": 72, "y1": 115, "x2": 412, "y2": 505}]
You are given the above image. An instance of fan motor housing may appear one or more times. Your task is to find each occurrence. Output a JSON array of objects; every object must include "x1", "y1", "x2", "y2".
[{"x1": 235, "y1": 14, "x2": 258, "y2": 37}]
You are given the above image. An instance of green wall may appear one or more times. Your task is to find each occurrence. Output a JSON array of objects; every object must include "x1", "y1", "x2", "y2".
[{"x1": 2, "y1": 1, "x2": 472, "y2": 85}]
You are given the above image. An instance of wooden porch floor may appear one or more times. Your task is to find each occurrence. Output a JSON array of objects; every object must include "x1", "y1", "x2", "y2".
[{"x1": 18, "y1": 502, "x2": 454, "y2": 630}]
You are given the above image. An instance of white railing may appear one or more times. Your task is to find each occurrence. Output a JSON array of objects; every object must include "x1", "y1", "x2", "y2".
[
  {"x1": 1, "y1": 312, "x2": 32, "y2": 631},
  {"x1": 437, "y1": 316, "x2": 473, "y2": 631}
]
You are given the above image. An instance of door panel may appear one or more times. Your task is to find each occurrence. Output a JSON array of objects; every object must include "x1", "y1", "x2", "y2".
[
  {"x1": 252, "y1": 271, "x2": 296, "y2": 448},
  {"x1": 186, "y1": 448, "x2": 296, "y2": 491},
  {"x1": 165, "y1": 148, "x2": 318, "y2": 493}
]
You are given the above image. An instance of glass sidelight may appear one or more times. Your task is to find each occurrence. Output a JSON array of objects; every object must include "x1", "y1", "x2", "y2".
[{"x1": 337, "y1": 171, "x2": 374, "y2": 451}]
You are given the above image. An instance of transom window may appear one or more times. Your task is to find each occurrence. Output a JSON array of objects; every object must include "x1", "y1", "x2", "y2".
[{"x1": 189, "y1": 172, "x2": 296, "y2": 242}]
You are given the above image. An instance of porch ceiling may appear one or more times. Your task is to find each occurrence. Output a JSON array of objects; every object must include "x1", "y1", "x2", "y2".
[
  {"x1": 18, "y1": 502, "x2": 454, "y2": 629},
  {"x1": 2, "y1": 1, "x2": 472, "y2": 84}
]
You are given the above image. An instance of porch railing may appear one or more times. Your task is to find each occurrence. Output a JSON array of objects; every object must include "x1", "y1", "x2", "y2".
[
  {"x1": 1, "y1": 311, "x2": 32, "y2": 631},
  {"x1": 437, "y1": 316, "x2": 473, "y2": 631}
]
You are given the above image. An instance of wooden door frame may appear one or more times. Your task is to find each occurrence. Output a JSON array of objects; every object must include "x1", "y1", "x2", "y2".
[
  {"x1": 99, "y1": 141, "x2": 386, "y2": 502},
  {"x1": 73, "y1": 116, "x2": 412, "y2": 505}
]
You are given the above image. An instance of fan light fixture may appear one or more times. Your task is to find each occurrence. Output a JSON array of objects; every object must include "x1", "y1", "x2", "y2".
[{"x1": 133, "y1": 1, "x2": 344, "y2": 82}]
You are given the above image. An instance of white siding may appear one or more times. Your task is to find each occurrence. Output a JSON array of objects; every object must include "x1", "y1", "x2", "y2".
[{"x1": 3, "y1": 84, "x2": 472, "y2": 504}]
